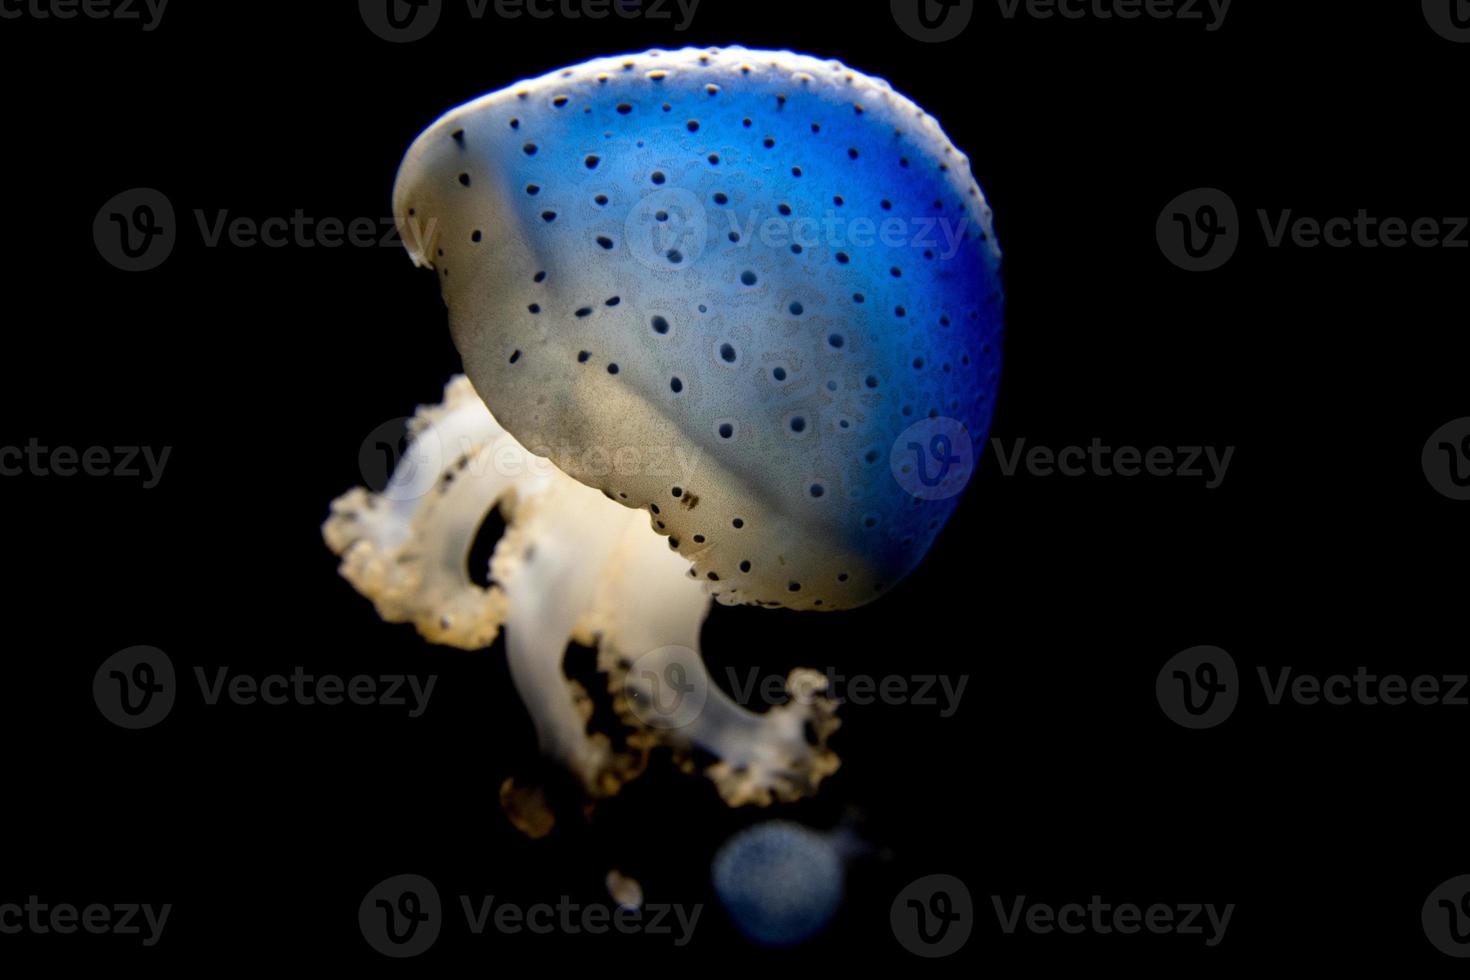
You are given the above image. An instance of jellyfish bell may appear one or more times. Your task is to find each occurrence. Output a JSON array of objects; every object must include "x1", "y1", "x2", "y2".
[
  {"x1": 324, "y1": 46, "x2": 1003, "y2": 832},
  {"x1": 392, "y1": 45, "x2": 1003, "y2": 610}
]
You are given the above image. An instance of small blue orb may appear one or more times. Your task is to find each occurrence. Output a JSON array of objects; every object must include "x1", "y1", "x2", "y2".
[{"x1": 712, "y1": 821, "x2": 844, "y2": 946}]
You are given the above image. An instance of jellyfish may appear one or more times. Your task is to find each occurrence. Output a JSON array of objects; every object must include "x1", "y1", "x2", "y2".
[
  {"x1": 712, "y1": 820, "x2": 862, "y2": 947},
  {"x1": 323, "y1": 47, "x2": 1003, "y2": 832}
]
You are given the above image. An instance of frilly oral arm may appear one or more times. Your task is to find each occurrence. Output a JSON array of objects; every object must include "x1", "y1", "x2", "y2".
[
  {"x1": 325, "y1": 374, "x2": 841, "y2": 830},
  {"x1": 586, "y1": 527, "x2": 841, "y2": 806},
  {"x1": 322, "y1": 376, "x2": 521, "y2": 650}
]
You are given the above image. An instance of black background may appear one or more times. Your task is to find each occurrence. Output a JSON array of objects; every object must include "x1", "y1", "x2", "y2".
[{"x1": 2, "y1": 0, "x2": 1466, "y2": 971}]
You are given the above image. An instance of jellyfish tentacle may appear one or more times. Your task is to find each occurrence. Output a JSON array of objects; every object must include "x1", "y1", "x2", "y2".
[
  {"x1": 589, "y1": 526, "x2": 841, "y2": 807},
  {"x1": 323, "y1": 376, "x2": 521, "y2": 649},
  {"x1": 325, "y1": 374, "x2": 840, "y2": 833},
  {"x1": 492, "y1": 473, "x2": 644, "y2": 793},
  {"x1": 323, "y1": 376, "x2": 642, "y2": 794}
]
